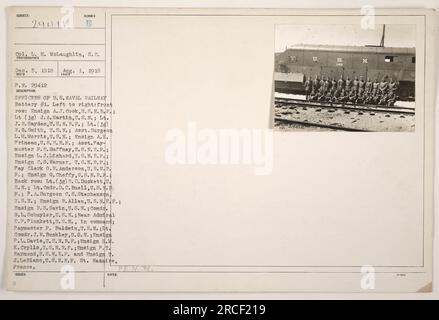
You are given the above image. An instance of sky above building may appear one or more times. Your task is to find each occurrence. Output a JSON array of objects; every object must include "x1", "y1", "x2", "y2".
[{"x1": 275, "y1": 24, "x2": 416, "y2": 52}]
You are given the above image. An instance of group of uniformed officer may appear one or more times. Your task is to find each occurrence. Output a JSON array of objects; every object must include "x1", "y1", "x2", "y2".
[{"x1": 303, "y1": 75, "x2": 399, "y2": 106}]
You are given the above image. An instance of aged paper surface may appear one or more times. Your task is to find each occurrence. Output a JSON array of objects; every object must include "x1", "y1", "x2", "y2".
[{"x1": 6, "y1": 7, "x2": 436, "y2": 292}]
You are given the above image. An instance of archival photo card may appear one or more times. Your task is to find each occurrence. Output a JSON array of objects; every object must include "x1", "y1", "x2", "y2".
[
  {"x1": 5, "y1": 7, "x2": 435, "y2": 293},
  {"x1": 273, "y1": 24, "x2": 416, "y2": 132}
]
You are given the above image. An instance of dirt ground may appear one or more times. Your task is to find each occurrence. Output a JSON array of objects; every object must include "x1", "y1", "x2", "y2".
[{"x1": 274, "y1": 94, "x2": 415, "y2": 132}]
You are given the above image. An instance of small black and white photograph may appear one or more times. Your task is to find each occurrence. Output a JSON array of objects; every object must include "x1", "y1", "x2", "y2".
[{"x1": 274, "y1": 24, "x2": 416, "y2": 132}]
